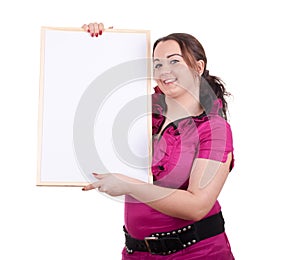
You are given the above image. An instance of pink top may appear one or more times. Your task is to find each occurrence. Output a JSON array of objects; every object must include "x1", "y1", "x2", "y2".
[{"x1": 124, "y1": 88, "x2": 234, "y2": 240}]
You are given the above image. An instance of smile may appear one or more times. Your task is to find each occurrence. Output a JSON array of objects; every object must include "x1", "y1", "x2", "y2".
[{"x1": 163, "y1": 78, "x2": 177, "y2": 84}]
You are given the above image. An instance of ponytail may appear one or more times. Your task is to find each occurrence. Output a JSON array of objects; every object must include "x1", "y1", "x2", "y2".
[{"x1": 200, "y1": 70, "x2": 230, "y2": 121}]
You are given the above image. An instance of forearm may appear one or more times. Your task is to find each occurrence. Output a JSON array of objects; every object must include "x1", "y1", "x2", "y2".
[
  {"x1": 127, "y1": 181, "x2": 210, "y2": 221},
  {"x1": 84, "y1": 158, "x2": 231, "y2": 220}
]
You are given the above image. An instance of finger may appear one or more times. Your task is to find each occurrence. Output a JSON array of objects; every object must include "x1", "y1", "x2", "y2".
[
  {"x1": 98, "y1": 22, "x2": 105, "y2": 35},
  {"x1": 81, "y1": 24, "x2": 90, "y2": 33},
  {"x1": 82, "y1": 181, "x2": 101, "y2": 191},
  {"x1": 93, "y1": 22, "x2": 99, "y2": 37},
  {"x1": 92, "y1": 173, "x2": 106, "y2": 179},
  {"x1": 98, "y1": 185, "x2": 107, "y2": 193},
  {"x1": 88, "y1": 23, "x2": 95, "y2": 37},
  {"x1": 82, "y1": 184, "x2": 93, "y2": 191}
]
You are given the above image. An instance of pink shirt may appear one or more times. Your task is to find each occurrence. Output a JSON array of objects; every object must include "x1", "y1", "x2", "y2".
[{"x1": 124, "y1": 90, "x2": 234, "y2": 240}]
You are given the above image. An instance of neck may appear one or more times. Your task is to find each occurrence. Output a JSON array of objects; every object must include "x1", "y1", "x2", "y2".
[{"x1": 164, "y1": 93, "x2": 203, "y2": 122}]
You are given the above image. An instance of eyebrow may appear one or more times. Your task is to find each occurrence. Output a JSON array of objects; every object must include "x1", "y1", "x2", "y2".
[{"x1": 153, "y1": 53, "x2": 183, "y2": 62}]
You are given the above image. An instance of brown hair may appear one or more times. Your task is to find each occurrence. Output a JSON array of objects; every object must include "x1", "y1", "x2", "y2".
[{"x1": 153, "y1": 33, "x2": 230, "y2": 120}]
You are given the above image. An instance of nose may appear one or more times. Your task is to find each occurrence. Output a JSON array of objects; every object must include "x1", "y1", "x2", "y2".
[{"x1": 153, "y1": 62, "x2": 172, "y2": 79}]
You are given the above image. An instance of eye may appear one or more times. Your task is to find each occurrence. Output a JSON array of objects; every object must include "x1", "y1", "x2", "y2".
[
  {"x1": 170, "y1": 59, "x2": 179, "y2": 65},
  {"x1": 154, "y1": 63, "x2": 162, "y2": 69}
]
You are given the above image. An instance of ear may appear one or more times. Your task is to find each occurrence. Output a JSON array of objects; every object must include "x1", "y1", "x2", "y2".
[{"x1": 196, "y1": 60, "x2": 205, "y2": 75}]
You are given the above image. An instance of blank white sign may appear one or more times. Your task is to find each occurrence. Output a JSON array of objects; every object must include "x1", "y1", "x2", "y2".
[{"x1": 37, "y1": 27, "x2": 151, "y2": 186}]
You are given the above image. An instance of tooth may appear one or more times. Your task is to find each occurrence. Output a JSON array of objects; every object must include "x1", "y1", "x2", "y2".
[{"x1": 165, "y1": 79, "x2": 175, "y2": 83}]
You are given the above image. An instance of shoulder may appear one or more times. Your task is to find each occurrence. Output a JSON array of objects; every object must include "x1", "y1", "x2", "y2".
[
  {"x1": 196, "y1": 114, "x2": 232, "y2": 135},
  {"x1": 196, "y1": 114, "x2": 234, "y2": 166},
  {"x1": 196, "y1": 114, "x2": 233, "y2": 149}
]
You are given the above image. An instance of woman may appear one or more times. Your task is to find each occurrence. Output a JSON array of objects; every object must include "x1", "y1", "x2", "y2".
[{"x1": 82, "y1": 23, "x2": 235, "y2": 259}]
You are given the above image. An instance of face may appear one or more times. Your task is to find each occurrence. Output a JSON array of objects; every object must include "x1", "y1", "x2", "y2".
[{"x1": 153, "y1": 40, "x2": 201, "y2": 99}]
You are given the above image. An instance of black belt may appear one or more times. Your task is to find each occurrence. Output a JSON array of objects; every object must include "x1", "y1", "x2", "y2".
[{"x1": 124, "y1": 211, "x2": 225, "y2": 255}]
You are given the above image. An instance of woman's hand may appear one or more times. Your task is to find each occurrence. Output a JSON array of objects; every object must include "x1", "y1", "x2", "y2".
[
  {"x1": 81, "y1": 22, "x2": 113, "y2": 37},
  {"x1": 82, "y1": 173, "x2": 141, "y2": 197}
]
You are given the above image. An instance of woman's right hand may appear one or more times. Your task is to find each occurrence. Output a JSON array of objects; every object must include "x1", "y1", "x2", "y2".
[{"x1": 81, "y1": 23, "x2": 113, "y2": 37}]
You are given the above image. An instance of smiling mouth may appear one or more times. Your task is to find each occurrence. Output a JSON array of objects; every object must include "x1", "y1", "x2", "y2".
[{"x1": 163, "y1": 78, "x2": 177, "y2": 84}]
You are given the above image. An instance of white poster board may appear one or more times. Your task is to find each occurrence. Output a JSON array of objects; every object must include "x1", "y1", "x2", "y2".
[{"x1": 37, "y1": 27, "x2": 152, "y2": 186}]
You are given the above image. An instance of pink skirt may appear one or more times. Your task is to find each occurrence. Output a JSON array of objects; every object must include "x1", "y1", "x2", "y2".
[{"x1": 122, "y1": 232, "x2": 234, "y2": 260}]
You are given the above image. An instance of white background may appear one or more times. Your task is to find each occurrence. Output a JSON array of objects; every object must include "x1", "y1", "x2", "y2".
[{"x1": 0, "y1": 0, "x2": 299, "y2": 259}]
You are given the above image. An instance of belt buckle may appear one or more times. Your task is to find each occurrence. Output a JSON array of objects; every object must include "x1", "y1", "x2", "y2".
[{"x1": 144, "y1": 236, "x2": 158, "y2": 254}]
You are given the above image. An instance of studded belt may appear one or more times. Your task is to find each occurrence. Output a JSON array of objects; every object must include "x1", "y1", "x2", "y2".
[{"x1": 124, "y1": 211, "x2": 225, "y2": 255}]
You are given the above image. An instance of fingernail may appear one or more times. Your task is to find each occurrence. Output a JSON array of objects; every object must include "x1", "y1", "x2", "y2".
[
  {"x1": 91, "y1": 33, "x2": 94, "y2": 37},
  {"x1": 95, "y1": 33, "x2": 98, "y2": 37},
  {"x1": 82, "y1": 187, "x2": 85, "y2": 191},
  {"x1": 100, "y1": 30, "x2": 102, "y2": 35},
  {"x1": 87, "y1": 29, "x2": 90, "y2": 33}
]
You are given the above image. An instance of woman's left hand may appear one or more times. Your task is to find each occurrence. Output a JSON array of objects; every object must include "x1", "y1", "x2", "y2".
[{"x1": 82, "y1": 173, "x2": 135, "y2": 196}]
